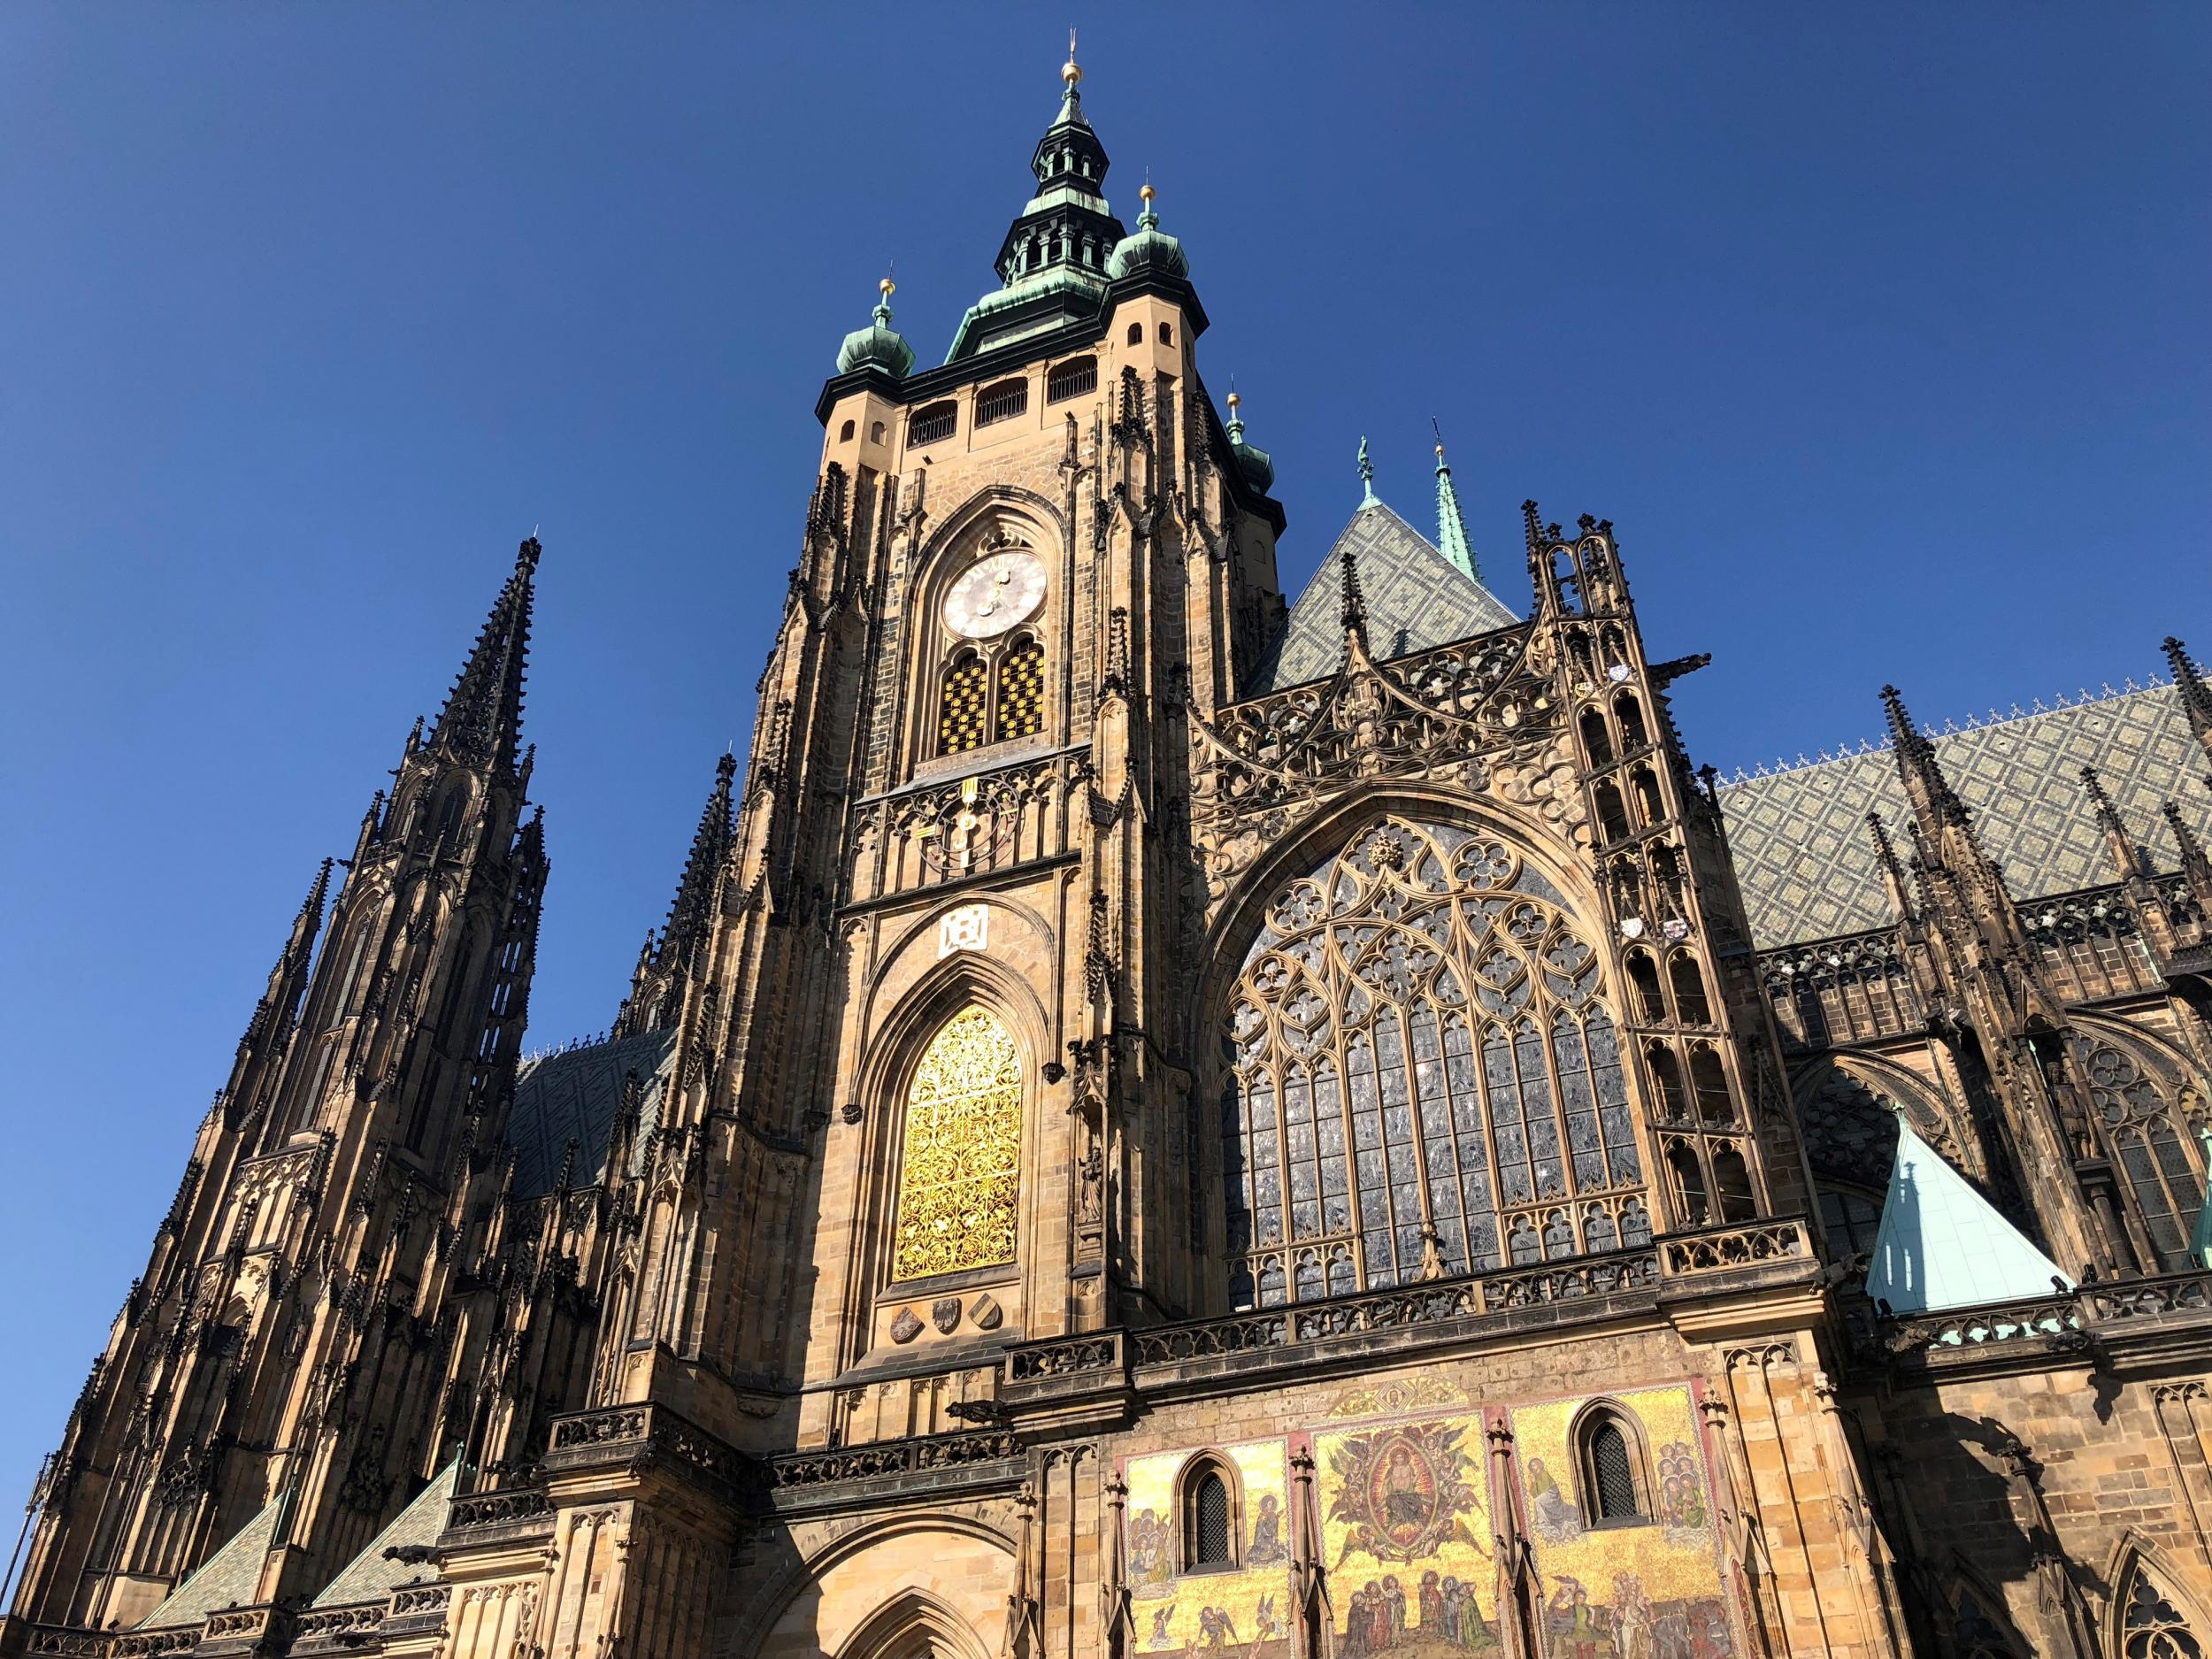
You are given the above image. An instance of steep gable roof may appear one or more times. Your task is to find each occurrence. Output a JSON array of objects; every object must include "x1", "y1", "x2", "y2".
[
  {"x1": 1251, "y1": 502, "x2": 1519, "y2": 694},
  {"x1": 138, "y1": 1496, "x2": 280, "y2": 1629},
  {"x1": 504, "y1": 1026, "x2": 679, "y2": 1199}
]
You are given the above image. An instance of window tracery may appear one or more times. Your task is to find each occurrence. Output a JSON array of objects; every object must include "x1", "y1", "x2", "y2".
[
  {"x1": 1221, "y1": 818, "x2": 1646, "y2": 1310},
  {"x1": 2120, "y1": 1560, "x2": 2206, "y2": 1659},
  {"x1": 890, "y1": 1007, "x2": 1023, "y2": 1282},
  {"x1": 938, "y1": 651, "x2": 990, "y2": 754},
  {"x1": 2070, "y1": 1036, "x2": 2206, "y2": 1271}
]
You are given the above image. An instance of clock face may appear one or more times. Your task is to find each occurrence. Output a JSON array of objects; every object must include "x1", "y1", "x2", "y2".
[{"x1": 943, "y1": 549, "x2": 1047, "y2": 640}]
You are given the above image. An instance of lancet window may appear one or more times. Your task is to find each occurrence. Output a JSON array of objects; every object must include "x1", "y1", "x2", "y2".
[
  {"x1": 890, "y1": 1007, "x2": 1023, "y2": 1282},
  {"x1": 2071, "y1": 1036, "x2": 2206, "y2": 1272},
  {"x1": 1221, "y1": 818, "x2": 1647, "y2": 1310},
  {"x1": 937, "y1": 631, "x2": 1046, "y2": 755}
]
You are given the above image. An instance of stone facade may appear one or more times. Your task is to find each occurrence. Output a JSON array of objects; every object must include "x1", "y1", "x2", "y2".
[{"x1": 9, "y1": 54, "x2": 2212, "y2": 1659}]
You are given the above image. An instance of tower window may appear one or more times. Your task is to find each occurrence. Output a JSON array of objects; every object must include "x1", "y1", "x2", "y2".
[
  {"x1": 839, "y1": 419, "x2": 856, "y2": 442},
  {"x1": 870, "y1": 421, "x2": 886, "y2": 443},
  {"x1": 1180, "y1": 1459, "x2": 1238, "y2": 1572},
  {"x1": 1668, "y1": 954, "x2": 1712, "y2": 1025},
  {"x1": 909, "y1": 402, "x2": 957, "y2": 447},
  {"x1": 938, "y1": 650, "x2": 989, "y2": 754},
  {"x1": 1047, "y1": 356, "x2": 1099, "y2": 403},
  {"x1": 1127, "y1": 322, "x2": 1143, "y2": 346},
  {"x1": 976, "y1": 377, "x2": 1029, "y2": 427},
  {"x1": 994, "y1": 635, "x2": 1046, "y2": 743},
  {"x1": 1579, "y1": 709, "x2": 1614, "y2": 766},
  {"x1": 1625, "y1": 952, "x2": 1665, "y2": 1023},
  {"x1": 1157, "y1": 322, "x2": 1173, "y2": 346}
]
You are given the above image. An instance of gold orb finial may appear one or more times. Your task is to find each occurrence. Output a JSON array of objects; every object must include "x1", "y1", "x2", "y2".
[
  {"x1": 1063, "y1": 27, "x2": 1081, "y2": 85},
  {"x1": 1226, "y1": 390, "x2": 1240, "y2": 410},
  {"x1": 1140, "y1": 181, "x2": 1156, "y2": 204},
  {"x1": 879, "y1": 275, "x2": 896, "y2": 298}
]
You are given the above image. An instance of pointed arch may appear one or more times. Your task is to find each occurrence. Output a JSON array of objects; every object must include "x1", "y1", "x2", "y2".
[
  {"x1": 834, "y1": 1588, "x2": 995, "y2": 1659},
  {"x1": 2069, "y1": 1016, "x2": 2210, "y2": 1272},
  {"x1": 2108, "y1": 1539, "x2": 2210, "y2": 1659}
]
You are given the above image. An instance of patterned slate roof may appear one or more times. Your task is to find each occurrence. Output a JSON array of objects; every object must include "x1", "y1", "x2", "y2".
[
  {"x1": 504, "y1": 1027, "x2": 678, "y2": 1199},
  {"x1": 1717, "y1": 684, "x2": 2212, "y2": 948},
  {"x1": 138, "y1": 1496, "x2": 280, "y2": 1628},
  {"x1": 311, "y1": 1461, "x2": 458, "y2": 1607},
  {"x1": 1251, "y1": 501, "x2": 1520, "y2": 693}
]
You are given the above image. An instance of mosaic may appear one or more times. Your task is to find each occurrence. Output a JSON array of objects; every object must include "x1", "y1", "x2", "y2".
[
  {"x1": 1314, "y1": 1413, "x2": 1501, "y2": 1656},
  {"x1": 1509, "y1": 1386, "x2": 1736, "y2": 1659},
  {"x1": 1125, "y1": 1440, "x2": 1294, "y2": 1655}
]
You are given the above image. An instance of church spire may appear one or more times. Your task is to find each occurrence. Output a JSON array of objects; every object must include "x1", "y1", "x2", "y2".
[
  {"x1": 1432, "y1": 420, "x2": 1479, "y2": 582},
  {"x1": 663, "y1": 752, "x2": 738, "y2": 970},
  {"x1": 429, "y1": 535, "x2": 540, "y2": 778}
]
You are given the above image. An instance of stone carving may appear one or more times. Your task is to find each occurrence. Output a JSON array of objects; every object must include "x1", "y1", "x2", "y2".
[
  {"x1": 932, "y1": 1296, "x2": 962, "y2": 1334},
  {"x1": 970, "y1": 1292, "x2": 1002, "y2": 1330},
  {"x1": 888, "y1": 1307, "x2": 923, "y2": 1344}
]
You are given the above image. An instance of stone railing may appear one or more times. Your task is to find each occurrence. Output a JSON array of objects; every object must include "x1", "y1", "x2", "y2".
[
  {"x1": 541, "y1": 1402, "x2": 753, "y2": 1499},
  {"x1": 1004, "y1": 1331, "x2": 1123, "y2": 1383},
  {"x1": 1861, "y1": 1268, "x2": 2212, "y2": 1363},
  {"x1": 1658, "y1": 1218, "x2": 1811, "y2": 1277},
  {"x1": 198, "y1": 1607, "x2": 286, "y2": 1649},
  {"x1": 386, "y1": 1585, "x2": 452, "y2": 1622},
  {"x1": 766, "y1": 1429, "x2": 1021, "y2": 1492},
  {"x1": 290, "y1": 1603, "x2": 385, "y2": 1654},
  {"x1": 443, "y1": 1484, "x2": 553, "y2": 1532}
]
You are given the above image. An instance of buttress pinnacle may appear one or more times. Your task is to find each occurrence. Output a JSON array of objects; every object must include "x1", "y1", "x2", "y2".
[{"x1": 428, "y1": 537, "x2": 541, "y2": 778}]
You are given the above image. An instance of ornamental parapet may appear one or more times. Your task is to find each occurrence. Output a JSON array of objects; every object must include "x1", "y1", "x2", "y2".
[
  {"x1": 288, "y1": 1604, "x2": 384, "y2": 1659},
  {"x1": 764, "y1": 1428, "x2": 1024, "y2": 1519},
  {"x1": 437, "y1": 1483, "x2": 554, "y2": 1549},
  {"x1": 537, "y1": 1401, "x2": 754, "y2": 1503},
  {"x1": 1847, "y1": 1267, "x2": 2212, "y2": 1377}
]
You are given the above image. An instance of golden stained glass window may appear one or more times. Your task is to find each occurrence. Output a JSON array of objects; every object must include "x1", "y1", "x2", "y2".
[
  {"x1": 892, "y1": 1006, "x2": 1023, "y2": 1280},
  {"x1": 939, "y1": 651, "x2": 988, "y2": 755},
  {"x1": 995, "y1": 635, "x2": 1045, "y2": 743}
]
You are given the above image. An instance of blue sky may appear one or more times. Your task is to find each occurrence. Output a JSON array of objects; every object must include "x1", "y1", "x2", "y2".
[{"x1": 1, "y1": 4, "x2": 2206, "y2": 1509}]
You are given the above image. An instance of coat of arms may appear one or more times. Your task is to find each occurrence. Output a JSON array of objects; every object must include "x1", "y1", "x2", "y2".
[{"x1": 1325, "y1": 1419, "x2": 1486, "y2": 1565}]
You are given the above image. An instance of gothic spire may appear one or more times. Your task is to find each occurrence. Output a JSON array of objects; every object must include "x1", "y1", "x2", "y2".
[
  {"x1": 429, "y1": 536, "x2": 541, "y2": 778},
  {"x1": 1340, "y1": 548, "x2": 1369, "y2": 646},
  {"x1": 2080, "y1": 765, "x2": 2144, "y2": 881},
  {"x1": 1432, "y1": 421, "x2": 1479, "y2": 582},
  {"x1": 1881, "y1": 685, "x2": 1976, "y2": 834},
  {"x1": 2165, "y1": 802, "x2": 2212, "y2": 910},
  {"x1": 2164, "y1": 637, "x2": 2212, "y2": 767},
  {"x1": 662, "y1": 752, "x2": 738, "y2": 969}
]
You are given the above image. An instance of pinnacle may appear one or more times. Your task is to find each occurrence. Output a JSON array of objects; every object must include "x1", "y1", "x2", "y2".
[{"x1": 428, "y1": 538, "x2": 539, "y2": 778}]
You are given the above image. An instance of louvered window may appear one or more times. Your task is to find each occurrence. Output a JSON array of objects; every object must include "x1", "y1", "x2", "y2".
[
  {"x1": 909, "y1": 402, "x2": 956, "y2": 447},
  {"x1": 976, "y1": 378, "x2": 1028, "y2": 426}
]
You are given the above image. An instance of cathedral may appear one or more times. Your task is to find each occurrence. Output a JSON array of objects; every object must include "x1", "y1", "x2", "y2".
[{"x1": 12, "y1": 50, "x2": 2212, "y2": 1659}]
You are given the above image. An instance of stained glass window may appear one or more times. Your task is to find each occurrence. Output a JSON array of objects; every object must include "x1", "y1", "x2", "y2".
[
  {"x1": 891, "y1": 1007, "x2": 1021, "y2": 1281},
  {"x1": 2073, "y1": 1037, "x2": 2206, "y2": 1272},
  {"x1": 1223, "y1": 818, "x2": 1646, "y2": 1310}
]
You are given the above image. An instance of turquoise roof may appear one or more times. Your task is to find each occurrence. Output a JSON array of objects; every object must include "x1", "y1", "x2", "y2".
[
  {"x1": 1863, "y1": 1120, "x2": 2070, "y2": 1315},
  {"x1": 834, "y1": 290, "x2": 914, "y2": 379},
  {"x1": 1106, "y1": 199, "x2": 1187, "y2": 281}
]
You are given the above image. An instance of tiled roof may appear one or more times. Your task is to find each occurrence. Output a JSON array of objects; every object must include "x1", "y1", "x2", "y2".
[
  {"x1": 138, "y1": 1497, "x2": 280, "y2": 1628},
  {"x1": 1717, "y1": 685, "x2": 2212, "y2": 948},
  {"x1": 311, "y1": 1461, "x2": 458, "y2": 1607},
  {"x1": 1250, "y1": 502, "x2": 1520, "y2": 693},
  {"x1": 504, "y1": 1027, "x2": 678, "y2": 1199}
]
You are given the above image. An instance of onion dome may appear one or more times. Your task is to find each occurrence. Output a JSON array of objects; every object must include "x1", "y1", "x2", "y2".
[
  {"x1": 1225, "y1": 389, "x2": 1274, "y2": 494},
  {"x1": 835, "y1": 278, "x2": 915, "y2": 378},
  {"x1": 1107, "y1": 182, "x2": 1188, "y2": 281}
]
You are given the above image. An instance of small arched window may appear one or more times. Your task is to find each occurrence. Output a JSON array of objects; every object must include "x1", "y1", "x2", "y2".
[
  {"x1": 1817, "y1": 1185, "x2": 1884, "y2": 1256},
  {"x1": 976, "y1": 377, "x2": 1029, "y2": 427},
  {"x1": 839, "y1": 419, "x2": 856, "y2": 442},
  {"x1": 1157, "y1": 321, "x2": 1174, "y2": 346},
  {"x1": 1668, "y1": 1141, "x2": 1710, "y2": 1224},
  {"x1": 1630, "y1": 766, "x2": 1663, "y2": 827},
  {"x1": 1712, "y1": 1142, "x2": 1757, "y2": 1220},
  {"x1": 1617, "y1": 693, "x2": 1648, "y2": 749},
  {"x1": 1577, "y1": 1409, "x2": 1646, "y2": 1524},
  {"x1": 938, "y1": 650, "x2": 989, "y2": 755},
  {"x1": 909, "y1": 402, "x2": 957, "y2": 447},
  {"x1": 1625, "y1": 953, "x2": 1665, "y2": 1023},
  {"x1": 1182, "y1": 1460, "x2": 1236, "y2": 1572},
  {"x1": 1594, "y1": 782, "x2": 1632, "y2": 844},
  {"x1": 1579, "y1": 709, "x2": 1614, "y2": 765},
  {"x1": 870, "y1": 420, "x2": 886, "y2": 443},
  {"x1": 1669, "y1": 955, "x2": 1712, "y2": 1025},
  {"x1": 1127, "y1": 322, "x2": 1144, "y2": 346},
  {"x1": 1648, "y1": 1047, "x2": 1689, "y2": 1120}
]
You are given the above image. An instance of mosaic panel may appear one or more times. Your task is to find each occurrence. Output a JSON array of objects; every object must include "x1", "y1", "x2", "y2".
[
  {"x1": 1508, "y1": 1385, "x2": 1736, "y2": 1659},
  {"x1": 1314, "y1": 1412, "x2": 1500, "y2": 1656},
  {"x1": 1125, "y1": 1440, "x2": 1294, "y2": 1655}
]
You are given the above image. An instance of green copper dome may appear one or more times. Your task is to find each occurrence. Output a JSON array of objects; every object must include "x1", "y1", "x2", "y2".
[
  {"x1": 1106, "y1": 188, "x2": 1187, "y2": 281},
  {"x1": 835, "y1": 281, "x2": 915, "y2": 379}
]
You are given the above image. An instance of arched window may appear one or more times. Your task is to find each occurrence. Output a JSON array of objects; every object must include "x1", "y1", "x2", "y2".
[
  {"x1": 1221, "y1": 819, "x2": 1645, "y2": 1310},
  {"x1": 1668, "y1": 1141, "x2": 1710, "y2": 1225},
  {"x1": 1690, "y1": 1047, "x2": 1733, "y2": 1125},
  {"x1": 1594, "y1": 782, "x2": 1632, "y2": 843},
  {"x1": 993, "y1": 634, "x2": 1046, "y2": 743},
  {"x1": 1579, "y1": 709, "x2": 1614, "y2": 765},
  {"x1": 891, "y1": 1007, "x2": 1023, "y2": 1281},
  {"x1": 1648, "y1": 1047, "x2": 1690, "y2": 1121},
  {"x1": 1181, "y1": 1459, "x2": 1237, "y2": 1572},
  {"x1": 1668, "y1": 954, "x2": 1712, "y2": 1025},
  {"x1": 1712, "y1": 1142, "x2": 1757, "y2": 1220},
  {"x1": 976, "y1": 377, "x2": 1028, "y2": 427},
  {"x1": 870, "y1": 420, "x2": 886, "y2": 443},
  {"x1": 938, "y1": 650, "x2": 989, "y2": 754},
  {"x1": 909, "y1": 401, "x2": 956, "y2": 447},
  {"x1": 1126, "y1": 322, "x2": 1144, "y2": 346},
  {"x1": 1630, "y1": 767, "x2": 1663, "y2": 827},
  {"x1": 1046, "y1": 356, "x2": 1098, "y2": 403},
  {"x1": 2119, "y1": 1557, "x2": 2207, "y2": 1659},
  {"x1": 1576, "y1": 1408, "x2": 1647, "y2": 1524},
  {"x1": 2073, "y1": 1037, "x2": 2206, "y2": 1271},
  {"x1": 1157, "y1": 321, "x2": 1174, "y2": 346},
  {"x1": 839, "y1": 419, "x2": 856, "y2": 442},
  {"x1": 1616, "y1": 693, "x2": 1648, "y2": 749},
  {"x1": 1625, "y1": 953, "x2": 1665, "y2": 1022},
  {"x1": 1817, "y1": 1185, "x2": 1884, "y2": 1256}
]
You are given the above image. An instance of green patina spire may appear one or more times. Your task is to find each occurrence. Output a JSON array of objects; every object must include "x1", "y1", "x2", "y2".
[
  {"x1": 1432, "y1": 419, "x2": 1479, "y2": 582},
  {"x1": 1357, "y1": 436, "x2": 1379, "y2": 510}
]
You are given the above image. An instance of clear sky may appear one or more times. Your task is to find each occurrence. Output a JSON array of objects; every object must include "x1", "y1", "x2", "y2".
[{"x1": 1, "y1": 5, "x2": 2206, "y2": 1510}]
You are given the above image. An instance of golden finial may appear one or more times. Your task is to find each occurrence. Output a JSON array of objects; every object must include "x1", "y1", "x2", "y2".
[
  {"x1": 1140, "y1": 181, "x2": 1156, "y2": 204},
  {"x1": 1063, "y1": 28, "x2": 1081, "y2": 86},
  {"x1": 880, "y1": 275, "x2": 896, "y2": 298},
  {"x1": 1226, "y1": 390, "x2": 1240, "y2": 411}
]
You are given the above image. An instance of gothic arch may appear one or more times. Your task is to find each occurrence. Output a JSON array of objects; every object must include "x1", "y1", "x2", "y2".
[
  {"x1": 727, "y1": 1517, "x2": 1014, "y2": 1659},
  {"x1": 2103, "y1": 1535, "x2": 2210, "y2": 1659},
  {"x1": 833, "y1": 1590, "x2": 995, "y2": 1659},
  {"x1": 1205, "y1": 805, "x2": 1652, "y2": 1309},
  {"x1": 2069, "y1": 1015, "x2": 2210, "y2": 1272},
  {"x1": 862, "y1": 892, "x2": 1059, "y2": 1028},
  {"x1": 1788, "y1": 1052, "x2": 1960, "y2": 1261}
]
